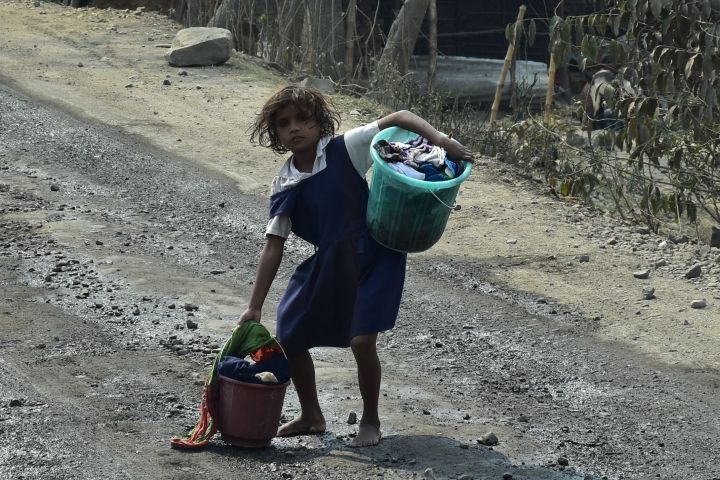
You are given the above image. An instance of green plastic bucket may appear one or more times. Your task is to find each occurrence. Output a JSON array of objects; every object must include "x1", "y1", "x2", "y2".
[{"x1": 367, "y1": 127, "x2": 472, "y2": 253}]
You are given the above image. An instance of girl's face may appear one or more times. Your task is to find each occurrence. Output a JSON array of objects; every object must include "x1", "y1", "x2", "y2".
[{"x1": 274, "y1": 104, "x2": 321, "y2": 155}]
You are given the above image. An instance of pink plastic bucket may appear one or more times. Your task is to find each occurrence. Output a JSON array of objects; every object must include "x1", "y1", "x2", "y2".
[{"x1": 216, "y1": 375, "x2": 290, "y2": 448}]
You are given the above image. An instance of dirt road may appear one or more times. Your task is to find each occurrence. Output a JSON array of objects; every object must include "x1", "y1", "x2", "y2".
[{"x1": 2, "y1": 2, "x2": 720, "y2": 480}]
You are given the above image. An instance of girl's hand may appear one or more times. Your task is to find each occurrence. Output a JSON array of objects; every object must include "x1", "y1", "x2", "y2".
[
  {"x1": 442, "y1": 136, "x2": 474, "y2": 163},
  {"x1": 238, "y1": 307, "x2": 261, "y2": 326}
]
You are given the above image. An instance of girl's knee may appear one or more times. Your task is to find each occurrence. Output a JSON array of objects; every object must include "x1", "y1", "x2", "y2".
[{"x1": 350, "y1": 334, "x2": 377, "y2": 355}]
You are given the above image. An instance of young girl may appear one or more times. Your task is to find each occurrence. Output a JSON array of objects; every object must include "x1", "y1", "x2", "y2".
[{"x1": 239, "y1": 85, "x2": 472, "y2": 447}]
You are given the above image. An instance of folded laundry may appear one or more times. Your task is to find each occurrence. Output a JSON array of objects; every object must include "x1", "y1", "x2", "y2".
[
  {"x1": 388, "y1": 162, "x2": 426, "y2": 180},
  {"x1": 373, "y1": 136, "x2": 464, "y2": 181},
  {"x1": 218, "y1": 354, "x2": 290, "y2": 385}
]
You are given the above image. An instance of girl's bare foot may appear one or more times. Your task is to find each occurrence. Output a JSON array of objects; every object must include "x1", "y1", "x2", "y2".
[
  {"x1": 350, "y1": 421, "x2": 381, "y2": 447},
  {"x1": 277, "y1": 415, "x2": 326, "y2": 437}
]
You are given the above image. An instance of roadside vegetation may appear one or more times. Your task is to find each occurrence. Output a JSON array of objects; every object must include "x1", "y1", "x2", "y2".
[{"x1": 62, "y1": 0, "x2": 720, "y2": 240}]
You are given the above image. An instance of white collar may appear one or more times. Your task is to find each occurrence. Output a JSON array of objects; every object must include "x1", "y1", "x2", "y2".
[{"x1": 288, "y1": 135, "x2": 332, "y2": 175}]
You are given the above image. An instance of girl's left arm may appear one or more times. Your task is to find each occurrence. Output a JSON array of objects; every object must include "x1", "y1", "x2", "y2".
[{"x1": 377, "y1": 110, "x2": 474, "y2": 162}]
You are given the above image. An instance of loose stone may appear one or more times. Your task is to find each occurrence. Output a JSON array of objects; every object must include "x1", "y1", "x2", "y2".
[
  {"x1": 477, "y1": 432, "x2": 499, "y2": 446},
  {"x1": 685, "y1": 264, "x2": 702, "y2": 279},
  {"x1": 633, "y1": 269, "x2": 650, "y2": 279},
  {"x1": 690, "y1": 299, "x2": 707, "y2": 309},
  {"x1": 642, "y1": 286, "x2": 656, "y2": 300}
]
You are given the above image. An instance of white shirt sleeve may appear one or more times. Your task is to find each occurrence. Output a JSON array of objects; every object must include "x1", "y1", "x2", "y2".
[
  {"x1": 343, "y1": 121, "x2": 380, "y2": 177},
  {"x1": 265, "y1": 215, "x2": 292, "y2": 238}
]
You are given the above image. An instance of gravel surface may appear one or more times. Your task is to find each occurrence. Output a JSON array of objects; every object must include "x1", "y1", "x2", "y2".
[{"x1": 2, "y1": 76, "x2": 720, "y2": 480}]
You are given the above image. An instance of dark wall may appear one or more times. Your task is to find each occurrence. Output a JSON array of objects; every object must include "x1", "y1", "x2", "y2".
[{"x1": 376, "y1": 0, "x2": 597, "y2": 63}]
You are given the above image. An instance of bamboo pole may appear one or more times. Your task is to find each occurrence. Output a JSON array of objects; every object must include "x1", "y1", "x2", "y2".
[
  {"x1": 490, "y1": 4, "x2": 526, "y2": 126},
  {"x1": 427, "y1": 0, "x2": 438, "y2": 93},
  {"x1": 345, "y1": 0, "x2": 357, "y2": 81},
  {"x1": 544, "y1": 52, "x2": 557, "y2": 124}
]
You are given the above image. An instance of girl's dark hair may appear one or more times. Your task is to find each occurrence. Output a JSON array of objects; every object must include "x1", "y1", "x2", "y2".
[{"x1": 250, "y1": 85, "x2": 341, "y2": 154}]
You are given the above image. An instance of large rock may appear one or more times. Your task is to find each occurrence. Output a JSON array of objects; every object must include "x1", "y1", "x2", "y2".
[
  {"x1": 165, "y1": 28, "x2": 233, "y2": 67},
  {"x1": 698, "y1": 218, "x2": 720, "y2": 248}
]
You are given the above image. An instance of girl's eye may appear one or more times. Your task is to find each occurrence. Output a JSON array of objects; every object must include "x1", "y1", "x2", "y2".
[{"x1": 277, "y1": 119, "x2": 289, "y2": 128}]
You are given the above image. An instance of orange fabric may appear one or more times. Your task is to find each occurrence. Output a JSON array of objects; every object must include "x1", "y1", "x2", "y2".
[
  {"x1": 170, "y1": 385, "x2": 218, "y2": 450},
  {"x1": 250, "y1": 344, "x2": 283, "y2": 363}
]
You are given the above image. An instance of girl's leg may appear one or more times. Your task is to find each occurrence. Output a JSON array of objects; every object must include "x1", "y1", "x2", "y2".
[
  {"x1": 350, "y1": 333, "x2": 382, "y2": 447},
  {"x1": 277, "y1": 350, "x2": 326, "y2": 436}
]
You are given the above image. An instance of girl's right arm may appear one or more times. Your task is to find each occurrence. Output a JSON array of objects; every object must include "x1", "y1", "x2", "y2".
[{"x1": 238, "y1": 234, "x2": 286, "y2": 324}]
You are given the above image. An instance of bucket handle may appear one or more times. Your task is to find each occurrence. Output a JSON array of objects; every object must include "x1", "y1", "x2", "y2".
[
  {"x1": 272, "y1": 336, "x2": 289, "y2": 360},
  {"x1": 429, "y1": 189, "x2": 461, "y2": 211}
]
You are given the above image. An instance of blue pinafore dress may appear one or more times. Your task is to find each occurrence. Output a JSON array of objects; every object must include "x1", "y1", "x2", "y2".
[{"x1": 268, "y1": 136, "x2": 407, "y2": 357}]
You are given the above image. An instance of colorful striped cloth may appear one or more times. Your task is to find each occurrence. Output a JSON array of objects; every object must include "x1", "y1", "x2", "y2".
[{"x1": 170, "y1": 321, "x2": 281, "y2": 450}]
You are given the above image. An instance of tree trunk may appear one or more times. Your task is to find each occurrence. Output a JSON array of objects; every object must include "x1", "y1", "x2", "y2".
[
  {"x1": 277, "y1": 0, "x2": 305, "y2": 69},
  {"x1": 305, "y1": 0, "x2": 344, "y2": 78},
  {"x1": 490, "y1": 5, "x2": 526, "y2": 125},
  {"x1": 544, "y1": 52, "x2": 557, "y2": 124},
  {"x1": 344, "y1": 0, "x2": 357, "y2": 81},
  {"x1": 378, "y1": 0, "x2": 430, "y2": 76},
  {"x1": 208, "y1": 0, "x2": 257, "y2": 55},
  {"x1": 426, "y1": 0, "x2": 437, "y2": 92}
]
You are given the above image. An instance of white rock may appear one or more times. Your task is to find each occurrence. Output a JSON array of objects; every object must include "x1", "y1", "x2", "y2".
[
  {"x1": 165, "y1": 27, "x2": 233, "y2": 67},
  {"x1": 299, "y1": 77, "x2": 335, "y2": 94}
]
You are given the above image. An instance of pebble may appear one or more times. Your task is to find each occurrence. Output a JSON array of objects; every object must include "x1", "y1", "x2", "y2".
[
  {"x1": 77, "y1": 61, "x2": 83, "y2": 67},
  {"x1": 502, "y1": 474, "x2": 513, "y2": 480},
  {"x1": 690, "y1": 299, "x2": 707, "y2": 309},
  {"x1": 642, "y1": 286, "x2": 656, "y2": 300},
  {"x1": 163, "y1": 79, "x2": 171, "y2": 86},
  {"x1": 633, "y1": 269, "x2": 650, "y2": 279},
  {"x1": 50, "y1": 184, "x2": 60, "y2": 191},
  {"x1": 184, "y1": 303, "x2": 199, "y2": 311},
  {"x1": 685, "y1": 264, "x2": 702, "y2": 279},
  {"x1": 458, "y1": 474, "x2": 473, "y2": 480},
  {"x1": 178, "y1": 69, "x2": 188, "y2": 76},
  {"x1": 671, "y1": 233, "x2": 689, "y2": 244},
  {"x1": 506, "y1": 239, "x2": 518, "y2": 244},
  {"x1": 579, "y1": 254, "x2": 590, "y2": 262},
  {"x1": 347, "y1": 411, "x2": 357, "y2": 425},
  {"x1": 422, "y1": 468, "x2": 436, "y2": 480},
  {"x1": 9, "y1": 399, "x2": 24, "y2": 407},
  {"x1": 557, "y1": 457, "x2": 569, "y2": 466},
  {"x1": 186, "y1": 319, "x2": 198, "y2": 329},
  {"x1": 655, "y1": 259, "x2": 668, "y2": 267},
  {"x1": 477, "y1": 432, "x2": 498, "y2": 446}
]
